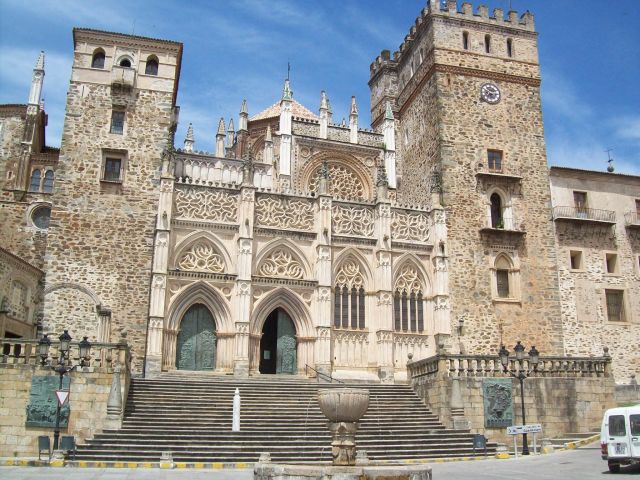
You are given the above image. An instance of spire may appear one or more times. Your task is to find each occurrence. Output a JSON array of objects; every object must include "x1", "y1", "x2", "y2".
[
  {"x1": 265, "y1": 124, "x2": 272, "y2": 143},
  {"x1": 264, "y1": 125, "x2": 274, "y2": 166},
  {"x1": 349, "y1": 96, "x2": 358, "y2": 144},
  {"x1": 350, "y1": 96, "x2": 358, "y2": 116},
  {"x1": 239, "y1": 99, "x2": 248, "y2": 132},
  {"x1": 282, "y1": 79, "x2": 293, "y2": 101},
  {"x1": 215, "y1": 117, "x2": 226, "y2": 157},
  {"x1": 319, "y1": 91, "x2": 329, "y2": 139},
  {"x1": 320, "y1": 91, "x2": 329, "y2": 111},
  {"x1": 27, "y1": 51, "x2": 45, "y2": 110},
  {"x1": 385, "y1": 101, "x2": 394, "y2": 120},
  {"x1": 227, "y1": 118, "x2": 235, "y2": 148},
  {"x1": 183, "y1": 123, "x2": 194, "y2": 153}
]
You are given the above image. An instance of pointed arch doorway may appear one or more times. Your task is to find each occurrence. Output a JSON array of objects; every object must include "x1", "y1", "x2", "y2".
[
  {"x1": 176, "y1": 304, "x2": 216, "y2": 371},
  {"x1": 259, "y1": 308, "x2": 297, "y2": 374}
]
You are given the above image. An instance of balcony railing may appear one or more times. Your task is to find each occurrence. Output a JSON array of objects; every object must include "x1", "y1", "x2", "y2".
[
  {"x1": 553, "y1": 206, "x2": 616, "y2": 223},
  {"x1": 624, "y1": 212, "x2": 640, "y2": 227}
]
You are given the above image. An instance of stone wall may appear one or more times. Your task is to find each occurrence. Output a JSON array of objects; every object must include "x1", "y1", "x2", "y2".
[
  {"x1": 615, "y1": 381, "x2": 640, "y2": 406},
  {"x1": 0, "y1": 340, "x2": 129, "y2": 457}
]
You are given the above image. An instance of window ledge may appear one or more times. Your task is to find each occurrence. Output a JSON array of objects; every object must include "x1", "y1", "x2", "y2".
[
  {"x1": 492, "y1": 298, "x2": 522, "y2": 305},
  {"x1": 100, "y1": 178, "x2": 123, "y2": 184},
  {"x1": 569, "y1": 268, "x2": 586, "y2": 273}
]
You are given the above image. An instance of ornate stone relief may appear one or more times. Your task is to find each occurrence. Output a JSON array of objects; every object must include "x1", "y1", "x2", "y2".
[
  {"x1": 174, "y1": 187, "x2": 238, "y2": 223},
  {"x1": 334, "y1": 329, "x2": 369, "y2": 343},
  {"x1": 394, "y1": 266, "x2": 422, "y2": 293},
  {"x1": 257, "y1": 249, "x2": 305, "y2": 279},
  {"x1": 335, "y1": 261, "x2": 364, "y2": 289},
  {"x1": 393, "y1": 333, "x2": 429, "y2": 347},
  {"x1": 318, "y1": 287, "x2": 331, "y2": 302},
  {"x1": 255, "y1": 195, "x2": 314, "y2": 230},
  {"x1": 376, "y1": 330, "x2": 393, "y2": 342},
  {"x1": 391, "y1": 211, "x2": 430, "y2": 242},
  {"x1": 308, "y1": 164, "x2": 365, "y2": 199},
  {"x1": 177, "y1": 243, "x2": 225, "y2": 273},
  {"x1": 332, "y1": 204, "x2": 375, "y2": 237},
  {"x1": 377, "y1": 292, "x2": 392, "y2": 306},
  {"x1": 434, "y1": 296, "x2": 450, "y2": 311}
]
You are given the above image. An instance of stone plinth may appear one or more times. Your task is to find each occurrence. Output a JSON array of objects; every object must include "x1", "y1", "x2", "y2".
[{"x1": 254, "y1": 463, "x2": 432, "y2": 480}]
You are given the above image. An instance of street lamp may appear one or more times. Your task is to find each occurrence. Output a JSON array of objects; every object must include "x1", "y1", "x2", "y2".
[
  {"x1": 498, "y1": 341, "x2": 540, "y2": 455},
  {"x1": 38, "y1": 330, "x2": 91, "y2": 451}
]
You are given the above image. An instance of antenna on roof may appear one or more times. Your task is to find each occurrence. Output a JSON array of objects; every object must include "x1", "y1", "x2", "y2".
[
  {"x1": 287, "y1": 61, "x2": 291, "y2": 82},
  {"x1": 605, "y1": 148, "x2": 615, "y2": 173}
]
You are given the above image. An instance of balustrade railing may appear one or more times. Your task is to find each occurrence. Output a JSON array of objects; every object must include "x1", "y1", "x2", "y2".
[
  {"x1": 624, "y1": 211, "x2": 640, "y2": 226},
  {"x1": 408, "y1": 353, "x2": 611, "y2": 380},
  {"x1": 174, "y1": 155, "x2": 274, "y2": 190},
  {"x1": 553, "y1": 206, "x2": 616, "y2": 223},
  {"x1": 0, "y1": 338, "x2": 130, "y2": 372}
]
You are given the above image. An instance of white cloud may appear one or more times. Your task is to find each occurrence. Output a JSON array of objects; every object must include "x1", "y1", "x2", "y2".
[{"x1": 611, "y1": 115, "x2": 640, "y2": 143}]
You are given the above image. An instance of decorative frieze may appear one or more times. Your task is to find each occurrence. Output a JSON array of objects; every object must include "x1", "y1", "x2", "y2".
[
  {"x1": 391, "y1": 210, "x2": 430, "y2": 242},
  {"x1": 254, "y1": 195, "x2": 314, "y2": 231},
  {"x1": 332, "y1": 204, "x2": 375, "y2": 237},
  {"x1": 174, "y1": 187, "x2": 238, "y2": 223}
]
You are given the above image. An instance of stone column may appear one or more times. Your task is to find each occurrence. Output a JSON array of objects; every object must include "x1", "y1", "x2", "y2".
[
  {"x1": 234, "y1": 321, "x2": 250, "y2": 376},
  {"x1": 431, "y1": 207, "x2": 451, "y2": 337},
  {"x1": 314, "y1": 192, "x2": 333, "y2": 376},
  {"x1": 375, "y1": 193, "x2": 394, "y2": 382}
]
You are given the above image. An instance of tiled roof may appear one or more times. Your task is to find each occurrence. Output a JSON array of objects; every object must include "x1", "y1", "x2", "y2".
[{"x1": 250, "y1": 99, "x2": 318, "y2": 122}]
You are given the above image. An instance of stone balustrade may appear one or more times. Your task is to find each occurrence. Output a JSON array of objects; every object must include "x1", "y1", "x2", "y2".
[
  {"x1": 174, "y1": 154, "x2": 274, "y2": 189},
  {"x1": 408, "y1": 352, "x2": 611, "y2": 380}
]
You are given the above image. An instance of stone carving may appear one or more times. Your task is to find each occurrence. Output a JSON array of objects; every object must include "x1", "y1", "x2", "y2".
[
  {"x1": 433, "y1": 209, "x2": 446, "y2": 225},
  {"x1": 255, "y1": 195, "x2": 314, "y2": 230},
  {"x1": 332, "y1": 204, "x2": 375, "y2": 237},
  {"x1": 434, "y1": 296, "x2": 450, "y2": 311},
  {"x1": 482, "y1": 378, "x2": 514, "y2": 428},
  {"x1": 174, "y1": 187, "x2": 238, "y2": 223},
  {"x1": 391, "y1": 211, "x2": 430, "y2": 242},
  {"x1": 309, "y1": 164, "x2": 365, "y2": 199},
  {"x1": 377, "y1": 292, "x2": 392, "y2": 305},
  {"x1": 395, "y1": 266, "x2": 422, "y2": 293},
  {"x1": 320, "y1": 197, "x2": 331, "y2": 210},
  {"x1": 26, "y1": 376, "x2": 70, "y2": 427},
  {"x1": 335, "y1": 261, "x2": 364, "y2": 289},
  {"x1": 334, "y1": 329, "x2": 369, "y2": 344},
  {"x1": 393, "y1": 333, "x2": 429, "y2": 347},
  {"x1": 257, "y1": 249, "x2": 305, "y2": 279},
  {"x1": 178, "y1": 243, "x2": 225, "y2": 273}
]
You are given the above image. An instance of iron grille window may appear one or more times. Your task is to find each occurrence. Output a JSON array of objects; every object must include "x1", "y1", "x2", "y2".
[
  {"x1": 488, "y1": 150, "x2": 503, "y2": 172},
  {"x1": 334, "y1": 285, "x2": 366, "y2": 330},
  {"x1": 110, "y1": 111, "x2": 125, "y2": 134},
  {"x1": 29, "y1": 169, "x2": 41, "y2": 192},
  {"x1": 496, "y1": 270, "x2": 510, "y2": 298},
  {"x1": 103, "y1": 158, "x2": 122, "y2": 182},
  {"x1": 393, "y1": 290, "x2": 424, "y2": 333}
]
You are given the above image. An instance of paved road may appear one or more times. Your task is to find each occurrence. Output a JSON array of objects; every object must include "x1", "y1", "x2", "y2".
[{"x1": 1, "y1": 448, "x2": 639, "y2": 479}]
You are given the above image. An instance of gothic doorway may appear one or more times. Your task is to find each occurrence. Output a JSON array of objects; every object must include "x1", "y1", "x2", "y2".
[
  {"x1": 259, "y1": 308, "x2": 297, "y2": 374},
  {"x1": 176, "y1": 304, "x2": 216, "y2": 371}
]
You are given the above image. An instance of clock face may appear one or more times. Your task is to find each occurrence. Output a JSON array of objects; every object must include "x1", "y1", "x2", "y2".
[{"x1": 480, "y1": 83, "x2": 501, "y2": 104}]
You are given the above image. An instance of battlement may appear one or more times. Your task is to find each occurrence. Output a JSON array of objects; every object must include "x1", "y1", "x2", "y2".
[{"x1": 370, "y1": 0, "x2": 535, "y2": 77}]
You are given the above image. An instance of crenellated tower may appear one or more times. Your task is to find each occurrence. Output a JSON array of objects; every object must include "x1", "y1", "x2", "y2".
[{"x1": 370, "y1": 0, "x2": 564, "y2": 355}]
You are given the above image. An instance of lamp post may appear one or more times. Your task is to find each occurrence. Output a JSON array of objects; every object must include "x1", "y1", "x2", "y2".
[
  {"x1": 38, "y1": 330, "x2": 91, "y2": 451},
  {"x1": 498, "y1": 341, "x2": 539, "y2": 456}
]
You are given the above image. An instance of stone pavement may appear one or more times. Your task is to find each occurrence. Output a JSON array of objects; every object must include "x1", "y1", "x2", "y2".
[{"x1": 1, "y1": 447, "x2": 640, "y2": 479}]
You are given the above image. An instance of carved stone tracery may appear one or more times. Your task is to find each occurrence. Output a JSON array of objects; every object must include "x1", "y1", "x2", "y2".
[
  {"x1": 308, "y1": 164, "x2": 365, "y2": 200},
  {"x1": 174, "y1": 187, "x2": 238, "y2": 223},
  {"x1": 177, "y1": 243, "x2": 225, "y2": 273},
  {"x1": 391, "y1": 210, "x2": 430, "y2": 242},
  {"x1": 257, "y1": 249, "x2": 305, "y2": 279},
  {"x1": 255, "y1": 195, "x2": 314, "y2": 231},
  {"x1": 332, "y1": 204, "x2": 375, "y2": 237},
  {"x1": 394, "y1": 265, "x2": 422, "y2": 294},
  {"x1": 335, "y1": 261, "x2": 364, "y2": 289}
]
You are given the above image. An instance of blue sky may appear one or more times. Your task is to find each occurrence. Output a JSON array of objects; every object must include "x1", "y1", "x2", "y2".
[{"x1": 0, "y1": 0, "x2": 638, "y2": 174}]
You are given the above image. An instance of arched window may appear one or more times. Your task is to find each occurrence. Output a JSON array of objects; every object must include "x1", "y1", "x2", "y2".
[
  {"x1": 119, "y1": 58, "x2": 132, "y2": 68},
  {"x1": 393, "y1": 265, "x2": 424, "y2": 333},
  {"x1": 29, "y1": 169, "x2": 41, "y2": 192},
  {"x1": 462, "y1": 31, "x2": 469, "y2": 50},
  {"x1": 495, "y1": 255, "x2": 512, "y2": 298},
  {"x1": 485, "y1": 35, "x2": 491, "y2": 54},
  {"x1": 43, "y1": 170, "x2": 54, "y2": 193},
  {"x1": 91, "y1": 49, "x2": 105, "y2": 69},
  {"x1": 490, "y1": 193, "x2": 503, "y2": 228},
  {"x1": 507, "y1": 38, "x2": 513, "y2": 58},
  {"x1": 145, "y1": 56, "x2": 159, "y2": 75},
  {"x1": 334, "y1": 260, "x2": 366, "y2": 329}
]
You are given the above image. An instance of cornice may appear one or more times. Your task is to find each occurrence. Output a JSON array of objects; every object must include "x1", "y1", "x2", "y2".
[
  {"x1": 0, "y1": 247, "x2": 44, "y2": 278},
  {"x1": 73, "y1": 28, "x2": 182, "y2": 54}
]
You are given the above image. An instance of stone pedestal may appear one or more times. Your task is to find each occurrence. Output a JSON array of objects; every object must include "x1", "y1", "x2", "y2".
[
  {"x1": 327, "y1": 422, "x2": 359, "y2": 466},
  {"x1": 254, "y1": 463, "x2": 432, "y2": 480}
]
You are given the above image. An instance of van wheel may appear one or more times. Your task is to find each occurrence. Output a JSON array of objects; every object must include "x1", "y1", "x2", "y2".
[{"x1": 608, "y1": 461, "x2": 620, "y2": 473}]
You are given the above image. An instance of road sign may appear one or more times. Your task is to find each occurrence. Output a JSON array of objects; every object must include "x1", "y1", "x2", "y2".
[
  {"x1": 55, "y1": 390, "x2": 69, "y2": 406},
  {"x1": 507, "y1": 424, "x2": 542, "y2": 435}
]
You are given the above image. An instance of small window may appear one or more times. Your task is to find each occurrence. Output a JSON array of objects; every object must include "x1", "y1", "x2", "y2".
[
  {"x1": 485, "y1": 35, "x2": 491, "y2": 54},
  {"x1": 569, "y1": 250, "x2": 583, "y2": 270},
  {"x1": 110, "y1": 111, "x2": 125, "y2": 134},
  {"x1": 145, "y1": 56, "x2": 159, "y2": 75},
  {"x1": 462, "y1": 32, "x2": 469, "y2": 50},
  {"x1": 488, "y1": 149, "x2": 503, "y2": 172},
  {"x1": 609, "y1": 415, "x2": 626, "y2": 436},
  {"x1": 29, "y1": 169, "x2": 41, "y2": 192},
  {"x1": 631, "y1": 415, "x2": 640, "y2": 436},
  {"x1": 43, "y1": 170, "x2": 54, "y2": 193},
  {"x1": 496, "y1": 270, "x2": 509, "y2": 298},
  {"x1": 91, "y1": 49, "x2": 105, "y2": 69},
  {"x1": 605, "y1": 253, "x2": 618, "y2": 274},
  {"x1": 119, "y1": 58, "x2": 132, "y2": 68},
  {"x1": 490, "y1": 193, "x2": 503, "y2": 228},
  {"x1": 573, "y1": 191, "x2": 587, "y2": 218},
  {"x1": 31, "y1": 205, "x2": 51, "y2": 230},
  {"x1": 103, "y1": 157, "x2": 122, "y2": 182},
  {"x1": 605, "y1": 290, "x2": 625, "y2": 322},
  {"x1": 494, "y1": 255, "x2": 513, "y2": 299},
  {"x1": 507, "y1": 38, "x2": 513, "y2": 58},
  {"x1": 636, "y1": 199, "x2": 640, "y2": 216}
]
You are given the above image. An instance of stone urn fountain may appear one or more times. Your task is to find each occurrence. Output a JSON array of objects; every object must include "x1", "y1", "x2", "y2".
[{"x1": 318, "y1": 388, "x2": 369, "y2": 466}]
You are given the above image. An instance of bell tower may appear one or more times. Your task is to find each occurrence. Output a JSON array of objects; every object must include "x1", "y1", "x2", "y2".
[{"x1": 370, "y1": 0, "x2": 564, "y2": 355}]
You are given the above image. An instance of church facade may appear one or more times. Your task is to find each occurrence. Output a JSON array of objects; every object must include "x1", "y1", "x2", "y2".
[{"x1": 1, "y1": 0, "x2": 638, "y2": 384}]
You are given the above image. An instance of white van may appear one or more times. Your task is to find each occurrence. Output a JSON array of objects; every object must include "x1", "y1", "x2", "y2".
[{"x1": 600, "y1": 404, "x2": 640, "y2": 473}]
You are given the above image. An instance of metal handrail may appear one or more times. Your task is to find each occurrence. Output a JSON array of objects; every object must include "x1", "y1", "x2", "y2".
[
  {"x1": 305, "y1": 364, "x2": 345, "y2": 384},
  {"x1": 552, "y1": 206, "x2": 615, "y2": 222}
]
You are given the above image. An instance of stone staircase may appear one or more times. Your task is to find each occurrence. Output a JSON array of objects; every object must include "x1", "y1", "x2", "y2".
[{"x1": 73, "y1": 374, "x2": 496, "y2": 464}]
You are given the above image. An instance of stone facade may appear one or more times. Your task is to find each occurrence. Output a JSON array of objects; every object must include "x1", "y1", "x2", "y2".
[{"x1": 550, "y1": 167, "x2": 640, "y2": 383}]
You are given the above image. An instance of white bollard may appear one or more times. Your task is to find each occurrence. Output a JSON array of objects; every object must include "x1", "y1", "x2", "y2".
[{"x1": 232, "y1": 387, "x2": 241, "y2": 432}]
